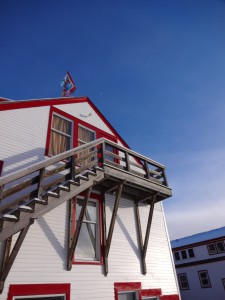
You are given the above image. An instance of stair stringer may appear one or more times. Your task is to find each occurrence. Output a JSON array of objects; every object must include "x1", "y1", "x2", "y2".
[{"x1": 0, "y1": 170, "x2": 105, "y2": 243}]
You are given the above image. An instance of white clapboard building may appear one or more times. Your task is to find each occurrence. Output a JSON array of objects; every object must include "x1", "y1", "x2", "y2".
[
  {"x1": 171, "y1": 226, "x2": 225, "y2": 300},
  {"x1": 0, "y1": 96, "x2": 180, "y2": 300}
]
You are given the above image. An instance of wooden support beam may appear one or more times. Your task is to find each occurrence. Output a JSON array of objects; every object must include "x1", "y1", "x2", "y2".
[
  {"x1": 0, "y1": 237, "x2": 12, "y2": 274},
  {"x1": 37, "y1": 168, "x2": 45, "y2": 199},
  {"x1": 0, "y1": 220, "x2": 33, "y2": 293},
  {"x1": 134, "y1": 193, "x2": 157, "y2": 275},
  {"x1": 103, "y1": 183, "x2": 123, "y2": 276},
  {"x1": 67, "y1": 187, "x2": 92, "y2": 271},
  {"x1": 70, "y1": 155, "x2": 76, "y2": 181}
]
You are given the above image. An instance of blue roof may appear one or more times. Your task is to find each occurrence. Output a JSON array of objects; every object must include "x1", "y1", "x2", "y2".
[{"x1": 171, "y1": 226, "x2": 225, "y2": 248}]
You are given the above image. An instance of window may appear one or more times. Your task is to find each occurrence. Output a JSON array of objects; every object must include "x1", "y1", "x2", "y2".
[
  {"x1": 216, "y1": 241, "x2": 225, "y2": 253},
  {"x1": 7, "y1": 284, "x2": 70, "y2": 300},
  {"x1": 118, "y1": 291, "x2": 139, "y2": 300},
  {"x1": 77, "y1": 125, "x2": 95, "y2": 166},
  {"x1": 75, "y1": 196, "x2": 101, "y2": 262},
  {"x1": 181, "y1": 250, "x2": 187, "y2": 259},
  {"x1": 222, "y1": 278, "x2": 225, "y2": 290},
  {"x1": 198, "y1": 270, "x2": 211, "y2": 288},
  {"x1": 174, "y1": 252, "x2": 180, "y2": 261},
  {"x1": 188, "y1": 248, "x2": 195, "y2": 258},
  {"x1": 178, "y1": 273, "x2": 189, "y2": 290},
  {"x1": 49, "y1": 114, "x2": 72, "y2": 155},
  {"x1": 114, "y1": 283, "x2": 141, "y2": 300},
  {"x1": 207, "y1": 241, "x2": 225, "y2": 255}
]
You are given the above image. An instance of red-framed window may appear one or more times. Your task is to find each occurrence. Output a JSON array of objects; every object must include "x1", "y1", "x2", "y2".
[
  {"x1": 0, "y1": 160, "x2": 3, "y2": 176},
  {"x1": 45, "y1": 106, "x2": 118, "y2": 157},
  {"x1": 7, "y1": 283, "x2": 70, "y2": 300},
  {"x1": 73, "y1": 192, "x2": 103, "y2": 265},
  {"x1": 114, "y1": 282, "x2": 142, "y2": 300}
]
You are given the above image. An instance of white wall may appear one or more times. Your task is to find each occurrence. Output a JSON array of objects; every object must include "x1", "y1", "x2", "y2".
[{"x1": 1, "y1": 194, "x2": 178, "y2": 300}]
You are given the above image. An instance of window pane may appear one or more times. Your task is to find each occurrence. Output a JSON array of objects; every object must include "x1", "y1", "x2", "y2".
[
  {"x1": 118, "y1": 292, "x2": 136, "y2": 300},
  {"x1": 188, "y1": 248, "x2": 195, "y2": 258},
  {"x1": 216, "y1": 242, "x2": 225, "y2": 253},
  {"x1": 174, "y1": 252, "x2": 180, "y2": 260},
  {"x1": 181, "y1": 250, "x2": 187, "y2": 259},
  {"x1": 76, "y1": 199, "x2": 97, "y2": 222},
  {"x1": 207, "y1": 243, "x2": 217, "y2": 254},
  {"x1": 52, "y1": 115, "x2": 71, "y2": 135},
  {"x1": 49, "y1": 132, "x2": 71, "y2": 155},
  {"x1": 76, "y1": 223, "x2": 96, "y2": 259},
  {"x1": 78, "y1": 127, "x2": 95, "y2": 143}
]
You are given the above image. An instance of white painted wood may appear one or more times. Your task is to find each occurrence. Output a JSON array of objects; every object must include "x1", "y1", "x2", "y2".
[
  {"x1": 0, "y1": 100, "x2": 178, "y2": 299},
  {"x1": 54, "y1": 103, "x2": 114, "y2": 135},
  {"x1": 1, "y1": 195, "x2": 178, "y2": 300}
]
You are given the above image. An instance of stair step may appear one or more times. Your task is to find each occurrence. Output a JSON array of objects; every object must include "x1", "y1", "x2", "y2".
[
  {"x1": 58, "y1": 184, "x2": 70, "y2": 192},
  {"x1": 84, "y1": 170, "x2": 96, "y2": 176},
  {"x1": 2, "y1": 214, "x2": 18, "y2": 222},
  {"x1": 19, "y1": 205, "x2": 34, "y2": 212},
  {"x1": 45, "y1": 191, "x2": 60, "y2": 198},
  {"x1": 31, "y1": 197, "x2": 47, "y2": 204},
  {"x1": 76, "y1": 175, "x2": 89, "y2": 181},
  {"x1": 66, "y1": 179, "x2": 80, "y2": 186},
  {"x1": 93, "y1": 166, "x2": 103, "y2": 171}
]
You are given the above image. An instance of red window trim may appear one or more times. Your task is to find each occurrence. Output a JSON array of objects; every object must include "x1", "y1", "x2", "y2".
[
  {"x1": 73, "y1": 192, "x2": 103, "y2": 265},
  {"x1": 141, "y1": 289, "x2": 162, "y2": 297},
  {"x1": 7, "y1": 283, "x2": 70, "y2": 300},
  {"x1": 45, "y1": 106, "x2": 118, "y2": 157},
  {"x1": 114, "y1": 282, "x2": 142, "y2": 300},
  {"x1": 160, "y1": 295, "x2": 180, "y2": 300},
  {"x1": 0, "y1": 160, "x2": 3, "y2": 176}
]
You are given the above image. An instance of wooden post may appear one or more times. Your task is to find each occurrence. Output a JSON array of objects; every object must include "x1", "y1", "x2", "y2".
[
  {"x1": 0, "y1": 220, "x2": 33, "y2": 294},
  {"x1": 37, "y1": 168, "x2": 45, "y2": 199},
  {"x1": 134, "y1": 193, "x2": 157, "y2": 275},
  {"x1": 104, "y1": 183, "x2": 123, "y2": 275},
  {"x1": 124, "y1": 151, "x2": 130, "y2": 172},
  {"x1": 101, "y1": 191, "x2": 108, "y2": 275},
  {"x1": 142, "y1": 194, "x2": 157, "y2": 260},
  {"x1": 67, "y1": 187, "x2": 92, "y2": 271},
  {"x1": 70, "y1": 155, "x2": 76, "y2": 181},
  {"x1": 0, "y1": 185, "x2": 4, "y2": 203},
  {"x1": 144, "y1": 160, "x2": 150, "y2": 180},
  {"x1": 134, "y1": 201, "x2": 147, "y2": 274}
]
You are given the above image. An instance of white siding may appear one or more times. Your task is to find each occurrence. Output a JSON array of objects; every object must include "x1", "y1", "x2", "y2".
[
  {"x1": 1, "y1": 195, "x2": 178, "y2": 300},
  {"x1": 54, "y1": 103, "x2": 114, "y2": 135},
  {"x1": 0, "y1": 106, "x2": 50, "y2": 176}
]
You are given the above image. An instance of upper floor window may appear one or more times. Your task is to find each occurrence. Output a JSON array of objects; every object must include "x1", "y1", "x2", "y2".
[
  {"x1": 198, "y1": 270, "x2": 211, "y2": 288},
  {"x1": 174, "y1": 248, "x2": 195, "y2": 261},
  {"x1": 49, "y1": 114, "x2": 72, "y2": 155},
  {"x1": 178, "y1": 273, "x2": 189, "y2": 290},
  {"x1": 174, "y1": 252, "x2": 180, "y2": 261},
  {"x1": 207, "y1": 241, "x2": 225, "y2": 255}
]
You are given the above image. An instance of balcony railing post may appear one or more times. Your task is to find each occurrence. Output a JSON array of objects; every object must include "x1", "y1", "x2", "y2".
[
  {"x1": 100, "y1": 142, "x2": 106, "y2": 167},
  {"x1": 144, "y1": 160, "x2": 150, "y2": 179},
  {"x1": 37, "y1": 168, "x2": 45, "y2": 199},
  {"x1": 0, "y1": 185, "x2": 4, "y2": 203},
  {"x1": 70, "y1": 155, "x2": 76, "y2": 181},
  {"x1": 124, "y1": 151, "x2": 130, "y2": 172}
]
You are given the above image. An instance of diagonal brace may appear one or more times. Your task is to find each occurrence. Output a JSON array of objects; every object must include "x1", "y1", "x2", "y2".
[
  {"x1": 67, "y1": 187, "x2": 92, "y2": 271},
  {"x1": 135, "y1": 193, "x2": 157, "y2": 275},
  {"x1": 0, "y1": 220, "x2": 33, "y2": 293},
  {"x1": 103, "y1": 183, "x2": 123, "y2": 276}
]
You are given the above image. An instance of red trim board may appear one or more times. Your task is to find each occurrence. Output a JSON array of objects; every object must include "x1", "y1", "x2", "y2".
[{"x1": 7, "y1": 283, "x2": 70, "y2": 300}]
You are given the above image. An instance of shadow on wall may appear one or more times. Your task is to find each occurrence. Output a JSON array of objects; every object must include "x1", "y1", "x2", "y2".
[{"x1": 1, "y1": 147, "x2": 47, "y2": 177}]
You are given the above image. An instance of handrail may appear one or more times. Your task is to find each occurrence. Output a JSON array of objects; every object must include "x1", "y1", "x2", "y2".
[{"x1": 0, "y1": 138, "x2": 165, "y2": 187}]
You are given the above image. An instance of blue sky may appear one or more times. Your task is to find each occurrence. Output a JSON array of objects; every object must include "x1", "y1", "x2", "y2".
[{"x1": 1, "y1": 0, "x2": 225, "y2": 239}]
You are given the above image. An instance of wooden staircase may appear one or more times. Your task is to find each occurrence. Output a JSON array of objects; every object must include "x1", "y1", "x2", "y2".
[
  {"x1": 0, "y1": 138, "x2": 173, "y2": 292},
  {"x1": 0, "y1": 138, "x2": 171, "y2": 243}
]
